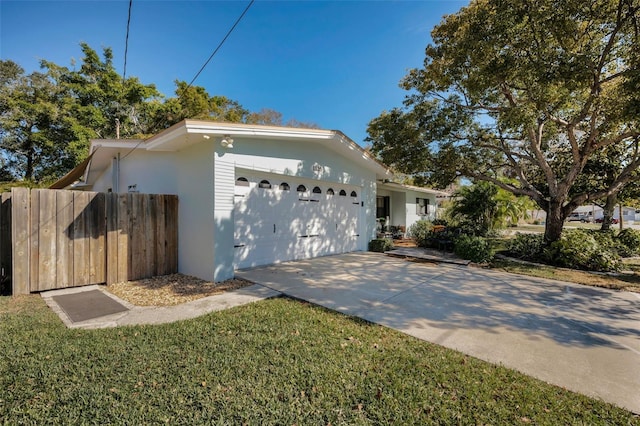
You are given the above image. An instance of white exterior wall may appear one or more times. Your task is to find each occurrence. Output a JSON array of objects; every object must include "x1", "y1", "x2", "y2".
[
  {"x1": 406, "y1": 190, "x2": 438, "y2": 230},
  {"x1": 219, "y1": 136, "x2": 375, "y2": 185},
  {"x1": 92, "y1": 151, "x2": 178, "y2": 194},
  {"x1": 391, "y1": 192, "x2": 406, "y2": 228},
  {"x1": 362, "y1": 179, "x2": 377, "y2": 246},
  {"x1": 175, "y1": 142, "x2": 216, "y2": 281},
  {"x1": 92, "y1": 161, "x2": 114, "y2": 192},
  {"x1": 89, "y1": 134, "x2": 381, "y2": 282},
  {"x1": 213, "y1": 150, "x2": 235, "y2": 281},
  {"x1": 212, "y1": 136, "x2": 379, "y2": 281},
  {"x1": 375, "y1": 188, "x2": 406, "y2": 228}
]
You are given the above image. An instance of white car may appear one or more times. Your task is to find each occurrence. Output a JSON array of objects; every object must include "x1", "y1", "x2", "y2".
[{"x1": 567, "y1": 212, "x2": 592, "y2": 223}]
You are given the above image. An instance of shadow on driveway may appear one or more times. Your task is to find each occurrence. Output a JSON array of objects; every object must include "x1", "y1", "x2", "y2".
[{"x1": 237, "y1": 252, "x2": 640, "y2": 413}]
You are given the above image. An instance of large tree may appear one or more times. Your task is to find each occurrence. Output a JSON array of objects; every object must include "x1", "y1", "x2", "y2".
[
  {"x1": 43, "y1": 43, "x2": 165, "y2": 140},
  {"x1": 0, "y1": 60, "x2": 79, "y2": 181},
  {"x1": 367, "y1": 0, "x2": 640, "y2": 243},
  {"x1": 0, "y1": 44, "x2": 166, "y2": 182}
]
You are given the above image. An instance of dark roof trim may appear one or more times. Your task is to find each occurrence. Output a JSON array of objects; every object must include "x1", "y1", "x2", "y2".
[{"x1": 49, "y1": 149, "x2": 98, "y2": 189}]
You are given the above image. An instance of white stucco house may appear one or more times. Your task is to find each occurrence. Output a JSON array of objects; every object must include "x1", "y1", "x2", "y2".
[{"x1": 78, "y1": 120, "x2": 445, "y2": 282}]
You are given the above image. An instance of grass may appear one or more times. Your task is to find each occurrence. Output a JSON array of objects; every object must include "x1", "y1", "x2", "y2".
[
  {"x1": 2, "y1": 295, "x2": 638, "y2": 424},
  {"x1": 490, "y1": 258, "x2": 640, "y2": 292}
]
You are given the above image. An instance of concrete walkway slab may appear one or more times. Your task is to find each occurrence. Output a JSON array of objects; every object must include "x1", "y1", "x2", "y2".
[
  {"x1": 237, "y1": 252, "x2": 640, "y2": 414},
  {"x1": 42, "y1": 284, "x2": 280, "y2": 329}
]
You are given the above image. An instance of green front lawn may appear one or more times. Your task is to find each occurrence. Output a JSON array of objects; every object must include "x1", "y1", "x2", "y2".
[
  {"x1": 2, "y1": 295, "x2": 637, "y2": 424},
  {"x1": 489, "y1": 258, "x2": 640, "y2": 293}
]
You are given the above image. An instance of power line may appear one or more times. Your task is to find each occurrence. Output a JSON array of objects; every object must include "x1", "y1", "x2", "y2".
[
  {"x1": 187, "y1": 0, "x2": 255, "y2": 88},
  {"x1": 120, "y1": 0, "x2": 253, "y2": 160},
  {"x1": 123, "y1": 0, "x2": 133, "y2": 82}
]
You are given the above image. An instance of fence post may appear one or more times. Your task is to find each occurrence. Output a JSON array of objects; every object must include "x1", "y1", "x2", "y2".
[
  {"x1": 11, "y1": 187, "x2": 30, "y2": 295},
  {"x1": 0, "y1": 193, "x2": 12, "y2": 292}
]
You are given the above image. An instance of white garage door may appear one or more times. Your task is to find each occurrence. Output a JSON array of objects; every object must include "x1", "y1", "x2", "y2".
[{"x1": 234, "y1": 174, "x2": 361, "y2": 269}]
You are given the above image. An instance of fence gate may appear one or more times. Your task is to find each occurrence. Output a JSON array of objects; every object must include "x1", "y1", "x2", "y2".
[
  {"x1": 7, "y1": 188, "x2": 178, "y2": 295},
  {"x1": 0, "y1": 193, "x2": 11, "y2": 293}
]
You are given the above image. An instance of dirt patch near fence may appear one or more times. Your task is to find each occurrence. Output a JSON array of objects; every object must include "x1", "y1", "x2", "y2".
[{"x1": 107, "y1": 274, "x2": 254, "y2": 307}]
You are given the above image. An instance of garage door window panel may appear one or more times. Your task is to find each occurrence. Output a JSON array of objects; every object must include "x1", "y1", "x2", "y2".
[{"x1": 235, "y1": 177, "x2": 361, "y2": 269}]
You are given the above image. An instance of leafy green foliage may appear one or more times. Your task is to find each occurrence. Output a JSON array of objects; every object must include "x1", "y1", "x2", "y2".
[
  {"x1": 1, "y1": 296, "x2": 635, "y2": 424},
  {"x1": 0, "y1": 60, "x2": 79, "y2": 181},
  {"x1": 1, "y1": 43, "x2": 319, "y2": 184},
  {"x1": 504, "y1": 229, "x2": 639, "y2": 270},
  {"x1": 453, "y1": 235, "x2": 494, "y2": 263},
  {"x1": 505, "y1": 233, "x2": 546, "y2": 260},
  {"x1": 407, "y1": 219, "x2": 432, "y2": 247},
  {"x1": 368, "y1": 238, "x2": 394, "y2": 253},
  {"x1": 449, "y1": 182, "x2": 498, "y2": 236},
  {"x1": 367, "y1": 0, "x2": 640, "y2": 244},
  {"x1": 447, "y1": 182, "x2": 532, "y2": 236},
  {"x1": 544, "y1": 229, "x2": 621, "y2": 272},
  {"x1": 617, "y1": 228, "x2": 640, "y2": 257}
]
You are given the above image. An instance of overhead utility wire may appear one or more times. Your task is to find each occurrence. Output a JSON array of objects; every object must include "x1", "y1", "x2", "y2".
[
  {"x1": 121, "y1": 0, "x2": 253, "y2": 161},
  {"x1": 122, "y1": 0, "x2": 133, "y2": 82},
  {"x1": 118, "y1": 0, "x2": 139, "y2": 153},
  {"x1": 187, "y1": 0, "x2": 255, "y2": 88},
  {"x1": 116, "y1": 0, "x2": 134, "y2": 141}
]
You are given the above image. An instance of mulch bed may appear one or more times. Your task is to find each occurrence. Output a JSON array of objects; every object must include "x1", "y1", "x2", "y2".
[{"x1": 107, "y1": 274, "x2": 254, "y2": 307}]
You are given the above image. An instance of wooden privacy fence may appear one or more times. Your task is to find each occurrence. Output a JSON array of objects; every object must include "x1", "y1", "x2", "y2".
[{"x1": 4, "y1": 188, "x2": 178, "y2": 295}]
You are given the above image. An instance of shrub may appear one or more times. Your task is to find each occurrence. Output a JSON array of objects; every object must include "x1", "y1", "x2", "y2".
[
  {"x1": 453, "y1": 235, "x2": 494, "y2": 263},
  {"x1": 616, "y1": 228, "x2": 640, "y2": 257},
  {"x1": 586, "y1": 229, "x2": 617, "y2": 254},
  {"x1": 543, "y1": 229, "x2": 621, "y2": 272},
  {"x1": 368, "y1": 238, "x2": 394, "y2": 253},
  {"x1": 432, "y1": 218, "x2": 448, "y2": 226},
  {"x1": 505, "y1": 233, "x2": 545, "y2": 260},
  {"x1": 581, "y1": 228, "x2": 640, "y2": 258},
  {"x1": 408, "y1": 220, "x2": 432, "y2": 247}
]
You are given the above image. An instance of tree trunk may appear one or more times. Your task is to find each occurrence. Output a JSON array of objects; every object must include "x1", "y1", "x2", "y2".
[
  {"x1": 544, "y1": 201, "x2": 564, "y2": 244},
  {"x1": 24, "y1": 133, "x2": 34, "y2": 181},
  {"x1": 600, "y1": 194, "x2": 616, "y2": 231},
  {"x1": 619, "y1": 204, "x2": 624, "y2": 230}
]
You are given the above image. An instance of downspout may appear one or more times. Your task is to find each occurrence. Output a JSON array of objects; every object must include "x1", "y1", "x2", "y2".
[{"x1": 112, "y1": 153, "x2": 120, "y2": 193}]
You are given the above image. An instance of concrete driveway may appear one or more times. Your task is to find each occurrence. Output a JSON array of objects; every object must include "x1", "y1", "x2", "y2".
[{"x1": 237, "y1": 252, "x2": 640, "y2": 413}]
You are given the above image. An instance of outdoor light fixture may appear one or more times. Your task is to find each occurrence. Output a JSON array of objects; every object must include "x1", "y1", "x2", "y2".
[{"x1": 221, "y1": 135, "x2": 234, "y2": 148}]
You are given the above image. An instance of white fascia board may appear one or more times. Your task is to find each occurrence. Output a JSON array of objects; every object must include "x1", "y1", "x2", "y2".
[
  {"x1": 145, "y1": 120, "x2": 335, "y2": 151},
  {"x1": 331, "y1": 132, "x2": 391, "y2": 178},
  {"x1": 187, "y1": 121, "x2": 334, "y2": 140},
  {"x1": 90, "y1": 139, "x2": 145, "y2": 150},
  {"x1": 379, "y1": 182, "x2": 450, "y2": 197}
]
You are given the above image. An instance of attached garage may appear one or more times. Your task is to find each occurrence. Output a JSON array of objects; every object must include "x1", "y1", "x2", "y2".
[
  {"x1": 84, "y1": 120, "x2": 392, "y2": 282},
  {"x1": 233, "y1": 173, "x2": 361, "y2": 269}
]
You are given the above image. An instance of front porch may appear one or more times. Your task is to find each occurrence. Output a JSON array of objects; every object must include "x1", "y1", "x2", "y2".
[{"x1": 376, "y1": 182, "x2": 444, "y2": 238}]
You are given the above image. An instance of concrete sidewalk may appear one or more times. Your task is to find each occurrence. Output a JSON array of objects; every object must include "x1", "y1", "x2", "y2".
[
  {"x1": 42, "y1": 284, "x2": 280, "y2": 329},
  {"x1": 237, "y1": 252, "x2": 640, "y2": 414}
]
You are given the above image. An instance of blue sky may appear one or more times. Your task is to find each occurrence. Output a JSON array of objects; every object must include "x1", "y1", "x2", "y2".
[{"x1": 1, "y1": 0, "x2": 468, "y2": 145}]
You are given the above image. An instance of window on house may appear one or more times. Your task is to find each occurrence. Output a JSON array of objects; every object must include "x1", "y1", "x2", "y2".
[
  {"x1": 326, "y1": 188, "x2": 335, "y2": 195},
  {"x1": 236, "y1": 177, "x2": 249, "y2": 187},
  {"x1": 416, "y1": 198, "x2": 429, "y2": 215},
  {"x1": 309, "y1": 186, "x2": 322, "y2": 202},
  {"x1": 258, "y1": 180, "x2": 272, "y2": 189},
  {"x1": 297, "y1": 184, "x2": 308, "y2": 201},
  {"x1": 279, "y1": 182, "x2": 290, "y2": 190},
  {"x1": 339, "y1": 189, "x2": 347, "y2": 196}
]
